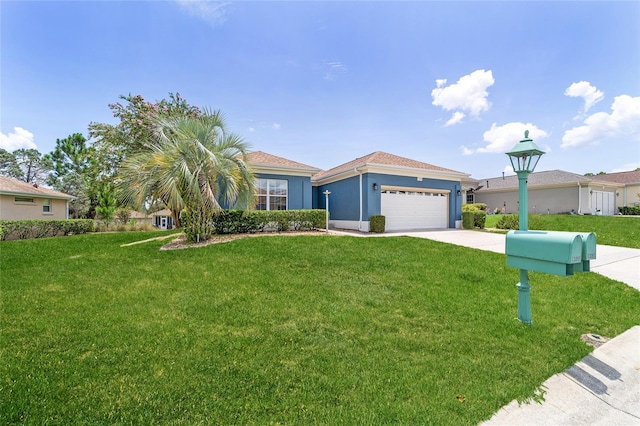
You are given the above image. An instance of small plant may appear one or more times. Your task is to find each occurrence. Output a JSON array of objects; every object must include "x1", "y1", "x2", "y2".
[{"x1": 369, "y1": 215, "x2": 385, "y2": 233}]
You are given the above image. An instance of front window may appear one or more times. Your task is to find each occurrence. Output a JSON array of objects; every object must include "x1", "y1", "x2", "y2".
[
  {"x1": 466, "y1": 192, "x2": 475, "y2": 204},
  {"x1": 256, "y1": 179, "x2": 288, "y2": 210},
  {"x1": 43, "y1": 199, "x2": 51, "y2": 213}
]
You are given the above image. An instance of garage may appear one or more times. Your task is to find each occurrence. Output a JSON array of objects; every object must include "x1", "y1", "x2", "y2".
[{"x1": 380, "y1": 186, "x2": 449, "y2": 231}]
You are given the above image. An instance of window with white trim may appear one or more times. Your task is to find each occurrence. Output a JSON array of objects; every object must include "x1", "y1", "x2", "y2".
[
  {"x1": 256, "y1": 179, "x2": 288, "y2": 210},
  {"x1": 466, "y1": 193, "x2": 475, "y2": 204},
  {"x1": 43, "y1": 199, "x2": 51, "y2": 213}
]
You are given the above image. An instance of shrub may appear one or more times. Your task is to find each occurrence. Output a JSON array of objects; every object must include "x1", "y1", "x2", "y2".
[
  {"x1": 462, "y1": 211, "x2": 475, "y2": 229},
  {"x1": 496, "y1": 214, "x2": 519, "y2": 230},
  {"x1": 369, "y1": 215, "x2": 385, "y2": 233},
  {"x1": 115, "y1": 207, "x2": 132, "y2": 224},
  {"x1": 0, "y1": 219, "x2": 94, "y2": 241},
  {"x1": 619, "y1": 206, "x2": 640, "y2": 215},
  {"x1": 208, "y1": 209, "x2": 326, "y2": 235},
  {"x1": 495, "y1": 214, "x2": 544, "y2": 230},
  {"x1": 473, "y1": 210, "x2": 486, "y2": 229}
]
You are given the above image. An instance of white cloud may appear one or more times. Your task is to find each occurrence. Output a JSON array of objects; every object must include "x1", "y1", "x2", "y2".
[
  {"x1": 561, "y1": 94, "x2": 640, "y2": 149},
  {"x1": 431, "y1": 69, "x2": 495, "y2": 125},
  {"x1": 564, "y1": 81, "x2": 604, "y2": 114},
  {"x1": 610, "y1": 162, "x2": 640, "y2": 173},
  {"x1": 0, "y1": 127, "x2": 37, "y2": 151},
  {"x1": 460, "y1": 146, "x2": 474, "y2": 156},
  {"x1": 503, "y1": 165, "x2": 515, "y2": 176},
  {"x1": 477, "y1": 122, "x2": 549, "y2": 154},
  {"x1": 248, "y1": 127, "x2": 255, "y2": 133},
  {"x1": 445, "y1": 111, "x2": 465, "y2": 127},
  {"x1": 175, "y1": 1, "x2": 227, "y2": 26},
  {"x1": 272, "y1": 123, "x2": 281, "y2": 130}
]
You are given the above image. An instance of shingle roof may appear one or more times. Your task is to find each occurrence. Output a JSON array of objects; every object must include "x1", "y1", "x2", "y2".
[
  {"x1": 244, "y1": 151, "x2": 320, "y2": 172},
  {"x1": 312, "y1": 151, "x2": 466, "y2": 181},
  {"x1": 592, "y1": 170, "x2": 640, "y2": 184},
  {"x1": 0, "y1": 175, "x2": 74, "y2": 199},
  {"x1": 475, "y1": 169, "x2": 620, "y2": 191}
]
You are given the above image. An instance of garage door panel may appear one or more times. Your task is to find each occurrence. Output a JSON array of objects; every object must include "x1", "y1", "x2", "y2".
[{"x1": 381, "y1": 191, "x2": 448, "y2": 231}]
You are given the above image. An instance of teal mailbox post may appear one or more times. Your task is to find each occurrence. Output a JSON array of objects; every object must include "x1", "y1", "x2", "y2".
[
  {"x1": 505, "y1": 131, "x2": 545, "y2": 325},
  {"x1": 504, "y1": 132, "x2": 596, "y2": 325}
]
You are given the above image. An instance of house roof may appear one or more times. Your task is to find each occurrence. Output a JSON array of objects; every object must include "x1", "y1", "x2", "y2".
[
  {"x1": 244, "y1": 151, "x2": 321, "y2": 174},
  {"x1": 474, "y1": 169, "x2": 623, "y2": 192},
  {"x1": 591, "y1": 170, "x2": 640, "y2": 184},
  {"x1": 312, "y1": 151, "x2": 468, "y2": 182},
  {"x1": 0, "y1": 175, "x2": 74, "y2": 200}
]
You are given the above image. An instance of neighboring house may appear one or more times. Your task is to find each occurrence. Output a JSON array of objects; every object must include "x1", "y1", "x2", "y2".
[
  {"x1": 592, "y1": 170, "x2": 640, "y2": 209},
  {"x1": 472, "y1": 170, "x2": 624, "y2": 216},
  {"x1": 311, "y1": 151, "x2": 470, "y2": 232},
  {"x1": 0, "y1": 175, "x2": 74, "y2": 220},
  {"x1": 130, "y1": 209, "x2": 175, "y2": 229},
  {"x1": 244, "y1": 151, "x2": 321, "y2": 210}
]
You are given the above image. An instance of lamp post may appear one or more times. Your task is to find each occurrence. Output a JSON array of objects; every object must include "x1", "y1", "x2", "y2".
[
  {"x1": 505, "y1": 130, "x2": 545, "y2": 325},
  {"x1": 323, "y1": 190, "x2": 331, "y2": 232}
]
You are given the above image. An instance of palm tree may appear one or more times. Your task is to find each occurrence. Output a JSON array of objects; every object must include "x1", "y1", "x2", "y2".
[{"x1": 118, "y1": 110, "x2": 256, "y2": 241}]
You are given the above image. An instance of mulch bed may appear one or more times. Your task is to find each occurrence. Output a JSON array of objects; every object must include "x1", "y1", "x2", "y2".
[{"x1": 159, "y1": 231, "x2": 329, "y2": 251}]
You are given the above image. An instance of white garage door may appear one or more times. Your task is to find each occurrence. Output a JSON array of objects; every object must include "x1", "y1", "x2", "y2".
[{"x1": 381, "y1": 189, "x2": 449, "y2": 231}]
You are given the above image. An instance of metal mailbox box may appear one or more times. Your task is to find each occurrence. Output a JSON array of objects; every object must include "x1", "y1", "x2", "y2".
[{"x1": 505, "y1": 230, "x2": 584, "y2": 276}]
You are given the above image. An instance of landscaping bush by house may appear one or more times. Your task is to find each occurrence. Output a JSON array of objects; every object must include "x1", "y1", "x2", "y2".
[
  {"x1": 619, "y1": 206, "x2": 640, "y2": 215},
  {"x1": 369, "y1": 215, "x2": 385, "y2": 233},
  {"x1": 0, "y1": 219, "x2": 94, "y2": 241}
]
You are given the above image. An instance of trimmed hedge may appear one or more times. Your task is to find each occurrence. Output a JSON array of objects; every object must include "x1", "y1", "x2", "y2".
[
  {"x1": 462, "y1": 211, "x2": 475, "y2": 229},
  {"x1": 462, "y1": 203, "x2": 487, "y2": 212},
  {"x1": 210, "y1": 209, "x2": 326, "y2": 235},
  {"x1": 619, "y1": 206, "x2": 640, "y2": 215},
  {"x1": 369, "y1": 215, "x2": 386, "y2": 233},
  {"x1": 462, "y1": 210, "x2": 486, "y2": 229},
  {"x1": 0, "y1": 219, "x2": 95, "y2": 241}
]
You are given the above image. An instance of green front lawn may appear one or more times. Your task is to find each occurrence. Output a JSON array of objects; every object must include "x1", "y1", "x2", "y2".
[
  {"x1": 2, "y1": 232, "x2": 639, "y2": 424},
  {"x1": 484, "y1": 214, "x2": 640, "y2": 248}
]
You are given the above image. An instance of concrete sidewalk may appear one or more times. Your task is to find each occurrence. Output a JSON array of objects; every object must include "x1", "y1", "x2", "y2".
[
  {"x1": 330, "y1": 228, "x2": 640, "y2": 424},
  {"x1": 482, "y1": 326, "x2": 640, "y2": 426}
]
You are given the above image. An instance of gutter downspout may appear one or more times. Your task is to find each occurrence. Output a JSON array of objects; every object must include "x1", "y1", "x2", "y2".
[
  {"x1": 577, "y1": 183, "x2": 582, "y2": 214},
  {"x1": 355, "y1": 167, "x2": 362, "y2": 231}
]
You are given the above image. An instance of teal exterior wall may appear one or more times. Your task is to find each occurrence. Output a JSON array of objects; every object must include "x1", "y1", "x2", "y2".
[
  {"x1": 257, "y1": 173, "x2": 313, "y2": 210},
  {"x1": 314, "y1": 172, "x2": 462, "y2": 228}
]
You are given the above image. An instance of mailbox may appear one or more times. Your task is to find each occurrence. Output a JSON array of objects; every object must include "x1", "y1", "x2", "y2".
[{"x1": 505, "y1": 231, "x2": 584, "y2": 276}]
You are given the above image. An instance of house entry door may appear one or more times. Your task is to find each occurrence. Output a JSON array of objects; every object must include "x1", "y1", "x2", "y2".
[{"x1": 160, "y1": 217, "x2": 168, "y2": 230}]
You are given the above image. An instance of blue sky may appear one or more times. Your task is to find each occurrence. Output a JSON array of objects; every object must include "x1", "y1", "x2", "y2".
[{"x1": 2, "y1": 1, "x2": 639, "y2": 179}]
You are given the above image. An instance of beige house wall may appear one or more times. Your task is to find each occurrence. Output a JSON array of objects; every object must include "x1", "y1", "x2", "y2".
[
  {"x1": 621, "y1": 183, "x2": 640, "y2": 207},
  {"x1": 476, "y1": 185, "x2": 625, "y2": 215},
  {"x1": 476, "y1": 186, "x2": 581, "y2": 215},
  {"x1": 0, "y1": 194, "x2": 69, "y2": 220}
]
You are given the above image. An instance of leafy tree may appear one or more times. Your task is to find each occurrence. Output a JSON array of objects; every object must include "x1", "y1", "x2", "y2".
[
  {"x1": 95, "y1": 184, "x2": 118, "y2": 224},
  {"x1": 45, "y1": 133, "x2": 97, "y2": 182},
  {"x1": 9, "y1": 149, "x2": 53, "y2": 185},
  {"x1": 45, "y1": 133, "x2": 101, "y2": 218},
  {"x1": 0, "y1": 148, "x2": 22, "y2": 179},
  {"x1": 118, "y1": 110, "x2": 255, "y2": 240},
  {"x1": 55, "y1": 172, "x2": 92, "y2": 219},
  {"x1": 88, "y1": 93, "x2": 202, "y2": 178}
]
